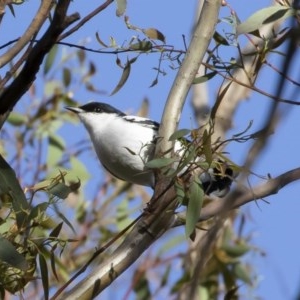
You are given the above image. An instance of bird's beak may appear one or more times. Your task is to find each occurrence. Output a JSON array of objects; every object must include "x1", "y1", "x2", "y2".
[{"x1": 65, "y1": 106, "x2": 83, "y2": 114}]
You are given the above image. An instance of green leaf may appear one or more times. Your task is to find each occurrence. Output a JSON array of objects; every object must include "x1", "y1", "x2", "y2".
[
  {"x1": 0, "y1": 154, "x2": 29, "y2": 229},
  {"x1": 62, "y1": 67, "x2": 71, "y2": 87},
  {"x1": 0, "y1": 236, "x2": 28, "y2": 270},
  {"x1": 110, "y1": 57, "x2": 138, "y2": 96},
  {"x1": 233, "y1": 262, "x2": 252, "y2": 285},
  {"x1": 222, "y1": 243, "x2": 250, "y2": 258},
  {"x1": 174, "y1": 180, "x2": 186, "y2": 201},
  {"x1": 202, "y1": 129, "x2": 213, "y2": 164},
  {"x1": 237, "y1": 6, "x2": 294, "y2": 35},
  {"x1": 47, "y1": 182, "x2": 72, "y2": 199},
  {"x1": 145, "y1": 157, "x2": 176, "y2": 169},
  {"x1": 169, "y1": 129, "x2": 191, "y2": 141},
  {"x1": 193, "y1": 71, "x2": 217, "y2": 84},
  {"x1": 185, "y1": 178, "x2": 204, "y2": 238},
  {"x1": 7, "y1": 112, "x2": 28, "y2": 126},
  {"x1": 44, "y1": 45, "x2": 58, "y2": 75},
  {"x1": 39, "y1": 253, "x2": 49, "y2": 300},
  {"x1": 28, "y1": 202, "x2": 49, "y2": 222}
]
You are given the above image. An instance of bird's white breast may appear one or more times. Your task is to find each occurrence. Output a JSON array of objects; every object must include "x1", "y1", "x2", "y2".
[{"x1": 79, "y1": 112, "x2": 156, "y2": 186}]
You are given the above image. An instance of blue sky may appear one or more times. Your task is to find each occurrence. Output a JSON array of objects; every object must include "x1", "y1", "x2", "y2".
[{"x1": 2, "y1": 0, "x2": 300, "y2": 299}]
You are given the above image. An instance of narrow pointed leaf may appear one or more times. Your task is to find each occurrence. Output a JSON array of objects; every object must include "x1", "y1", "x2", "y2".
[
  {"x1": 39, "y1": 254, "x2": 49, "y2": 300},
  {"x1": 185, "y1": 178, "x2": 204, "y2": 238},
  {"x1": 110, "y1": 58, "x2": 137, "y2": 95},
  {"x1": 0, "y1": 154, "x2": 29, "y2": 229}
]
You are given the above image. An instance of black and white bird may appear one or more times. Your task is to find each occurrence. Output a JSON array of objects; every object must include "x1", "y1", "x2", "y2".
[{"x1": 66, "y1": 102, "x2": 233, "y2": 197}]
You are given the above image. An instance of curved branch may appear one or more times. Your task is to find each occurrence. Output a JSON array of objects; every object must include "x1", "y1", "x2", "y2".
[
  {"x1": 58, "y1": 0, "x2": 114, "y2": 41},
  {"x1": 0, "y1": 0, "x2": 53, "y2": 69},
  {"x1": 174, "y1": 167, "x2": 300, "y2": 225},
  {"x1": 156, "y1": 0, "x2": 221, "y2": 157}
]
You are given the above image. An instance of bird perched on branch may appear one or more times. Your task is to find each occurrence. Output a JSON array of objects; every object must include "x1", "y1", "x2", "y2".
[{"x1": 66, "y1": 102, "x2": 234, "y2": 197}]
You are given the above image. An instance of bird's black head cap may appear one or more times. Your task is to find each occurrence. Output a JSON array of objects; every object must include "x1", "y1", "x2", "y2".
[{"x1": 79, "y1": 102, "x2": 126, "y2": 116}]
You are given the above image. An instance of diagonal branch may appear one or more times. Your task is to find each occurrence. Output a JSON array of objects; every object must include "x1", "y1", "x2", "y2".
[
  {"x1": 0, "y1": 0, "x2": 80, "y2": 121},
  {"x1": 0, "y1": 0, "x2": 53, "y2": 69},
  {"x1": 155, "y1": 0, "x2": 221, "y2": 157},
  {"x1": 174, "y1": 167, "x2": 300, "y2": 225}
]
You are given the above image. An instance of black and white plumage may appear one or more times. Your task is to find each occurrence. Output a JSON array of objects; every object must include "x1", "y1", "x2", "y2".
[{"x1": 66, "y1": 102, "x2": 233, "y2": 197}]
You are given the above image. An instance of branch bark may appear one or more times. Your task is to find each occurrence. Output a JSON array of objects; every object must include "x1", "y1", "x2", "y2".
[
  {"x1": 175, "y1": 167, "x2": 300, "y2": 225},
  {"x1": 0, "y1": 0, "x2": 80, "y2": 122},
  {"x1": 156, "y1": 0, "x2": 221, "y2": 156},
  {"x1": 0, "y1": 0, "x2": 53, "y2": 69}
]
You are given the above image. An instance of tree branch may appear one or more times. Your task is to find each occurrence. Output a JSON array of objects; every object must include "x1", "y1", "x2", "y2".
[
  {"x1": 58, "y1": 0, "x2": 114, "y2": 41},
  {"x1": 156, "y1": 0, "x2": 221, "y2": 157},
  {"x1": 0, "y1": 0, "x2": 53, "y2": 69},
  {"x1": 0, "y1": 0, "x2": 80, "y2": 123},
  {"x1": 174, "y1": 167, "x2": 300, "y2": 225}
]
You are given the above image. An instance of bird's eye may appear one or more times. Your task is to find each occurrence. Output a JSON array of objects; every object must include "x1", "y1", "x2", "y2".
[{"x1": 95, "y1": 108, "x2": 102, "y2": 112}]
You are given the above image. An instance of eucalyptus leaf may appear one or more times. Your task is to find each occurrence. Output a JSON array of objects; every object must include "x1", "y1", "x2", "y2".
[
  {"x1": 47, "y1": 182, "x2": 72, "y2": 199},
  {"x1": 185, "y1": 178, "x2": 204, "y2": 238},
  {"x1": 0, "y1": 154, "x2": 29, "y2": 229},
  {"x1": 0, "y1": 236, "x2": 28, "y2": 271},
  {"x1": 237, "y1": 6, "x2": 294, "y2": 35},
  {"x1": 110, "y1": 57, "x2": 137, "y2": 95},
  {"x1": 39, "y1": 253, "x2": 49, "y2": 300},
  {"x1": 44, "y1": 45, "x2": 58, "y2": 75},
  {"x1": 7, "y1": 112, "x2": 28, "y2": 126},
  {"x1": 169, "y1": 129, "x2": 191, "y2": 141},
  {"x1": 145, "y1": 157, "x2": 176, "y2": 169}
]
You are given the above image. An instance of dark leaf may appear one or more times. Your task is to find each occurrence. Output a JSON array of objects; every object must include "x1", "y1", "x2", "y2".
[
  {"x1": 110, "y1": 57, "x2": 137, "y2": 95},
  {"x1": 0, "y1": 236, "x2": 28, "y2": 270},
  {"x1": 193, "y1": 71, "x2": 217, "y2": 84},
  {"x1": 39, "y1": 254, "x2": 49, "y2": 300},
  {"x1": 49, "y1": 222, "x2": 63, "y2": 238},
  {"x1": 0, "y1": 154, "x2": 29, "y2": 229},
  {"x1": 213, "y1": 31, "x2": 229, "y2": 46}
]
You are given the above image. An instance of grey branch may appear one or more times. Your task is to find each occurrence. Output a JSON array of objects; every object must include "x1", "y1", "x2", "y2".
[{"x1": 174, "y1": 167, "x2": 300, "y2": 226}]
